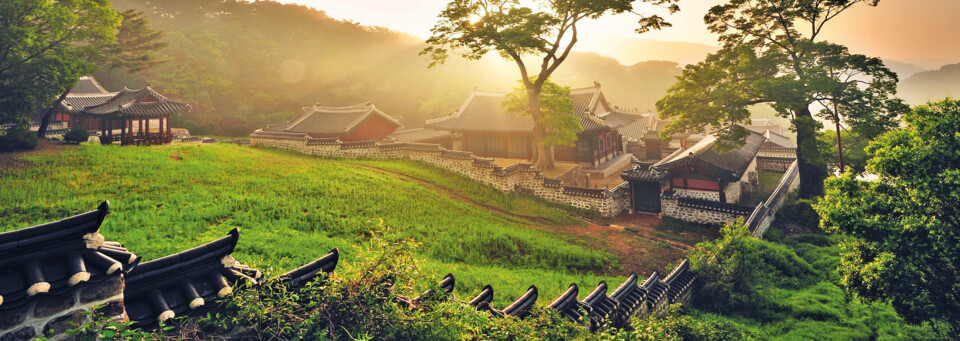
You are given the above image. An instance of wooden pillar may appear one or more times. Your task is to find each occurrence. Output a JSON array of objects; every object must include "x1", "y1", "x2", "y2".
[
  {"x1": 145, "y1": 118, "x2": 151, "y2": 145},
  {"x1": 138, "y1": 119, "x2": 143, "y2": 145},
  {"x1": 158, "y1": 117, "x2": 164, "y2": 144},
  {"x1": 166, "y1": 116, "x2": 172, "y2": 143},
  {"x1": 120, "y1": 119, "x2": 126, "y2": 146}
]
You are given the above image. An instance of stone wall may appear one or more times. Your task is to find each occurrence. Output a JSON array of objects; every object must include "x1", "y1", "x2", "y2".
[
  {"x1": 250, "y1": 131, "x2": 629, "y2": 217},
  {"x1": 661, "y1": 195, "x2": 746, "y2": 225},
  {"x1": 0, "y1": 276, "x2": 125, "y2": 341},
  {"x1": 757, "y1": 156, "x2": 796, "y2": 172},
  {"x1": 747, "y1": 160, "x2": 801, "y2": 238},
  {"x1": 673, "y1": 188, "x2": 721, "y2": 201}
]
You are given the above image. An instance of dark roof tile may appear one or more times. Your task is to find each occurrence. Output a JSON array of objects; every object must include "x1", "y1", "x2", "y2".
[
  {"x1": 265, "y1": 102, "x2": 401, "y2": 137},
  {"x1": 124, "y1": 228, "x2": 259, "y2": 326},
  {"x1": 0, "y1": 202, "x2": 137, "y2": 311}
]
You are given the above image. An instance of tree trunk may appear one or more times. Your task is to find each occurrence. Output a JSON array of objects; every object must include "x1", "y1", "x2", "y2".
[
  {"x1": 37, "y1": 91, "x2": 69, "y2": 138},
  {"x1": 793, "y1": 108, "x2": 828, "y2": 198},
  {"x1": 526, "y1": 87, "x2": 556, "y2": 170}
]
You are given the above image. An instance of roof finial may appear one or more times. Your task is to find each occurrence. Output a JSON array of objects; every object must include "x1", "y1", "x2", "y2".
[{"x1": 594, "y1": 81, "x2": 600, "y2": 88}]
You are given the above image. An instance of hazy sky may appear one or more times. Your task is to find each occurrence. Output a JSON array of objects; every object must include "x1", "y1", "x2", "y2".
[{"x1": 279, "y1": 0, "x2": 960, "y2": 68}]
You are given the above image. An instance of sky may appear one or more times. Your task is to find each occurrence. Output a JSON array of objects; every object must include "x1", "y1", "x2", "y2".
[{"x1": 278, "y1": 0, "x2": 960, "y2": 69}]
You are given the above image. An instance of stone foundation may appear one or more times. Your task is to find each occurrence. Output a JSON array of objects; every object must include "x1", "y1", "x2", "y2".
[
  {"x1": 0, "y1": 276, "x2": 126, "y2": 341},
  {"x1": 251, "y1": 132, "x2": 630, "y2": 217}
]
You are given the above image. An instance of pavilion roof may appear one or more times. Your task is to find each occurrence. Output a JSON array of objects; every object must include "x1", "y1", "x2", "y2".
[
  {"x1": 264, "y1": 102, "x2": 402, "y2": 137},
  {"x1": 77, "y1": 86, "x2": 191, "y2": 118},
  {"x1": 70, "y1": 76, "x2": 109, "y2": 94},
  {"x1": 426, "y1": 84, "x2": 636, "y2": 134}
]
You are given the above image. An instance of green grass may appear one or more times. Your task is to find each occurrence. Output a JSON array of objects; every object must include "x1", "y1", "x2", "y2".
[
  {"x1": 0, "y1": 143, "x2": 621, "y2": 305},
  {"x1": 746, "y1": 171, "x2": 787, "y2": 205}
]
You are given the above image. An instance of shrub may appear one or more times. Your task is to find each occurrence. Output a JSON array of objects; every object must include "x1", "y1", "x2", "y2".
[
  {"x1": 0, "y1": 125, "x2": 38, "y2": 152},
  {"x1": 776, "y1": 199, "x2": 819, "y2": 229},
  {"x1": 63, "y1": 127, "x2": 90, "y2": 145}
]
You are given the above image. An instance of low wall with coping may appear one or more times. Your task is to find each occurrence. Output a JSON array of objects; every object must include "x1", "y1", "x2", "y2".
[{"x1": 250, "y1": 131, "x2": 628, "y2": 217}]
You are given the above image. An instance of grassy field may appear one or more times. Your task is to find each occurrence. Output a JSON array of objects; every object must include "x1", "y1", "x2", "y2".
[{"x1": 0, "y1": 143, "x2": 629, "y2": 305}]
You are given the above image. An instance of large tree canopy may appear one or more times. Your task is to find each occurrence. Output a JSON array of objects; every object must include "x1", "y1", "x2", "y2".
[
  {"x1": 423, "y1": 0, "x2": 679, "y2": 169},
  {"x1": 816, "y1": 99, "x2": 960, "y2": 335},
  {"x1": 0, "y1": 0, "x2": 119, "y2": 124},
  {"x1": 656, "y1": 0, "x2": 906, "y2": 198}
]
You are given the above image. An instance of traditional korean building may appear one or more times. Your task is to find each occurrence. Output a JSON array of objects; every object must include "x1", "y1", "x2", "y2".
[
  {"x1": 621, "y1": 130, "x2": 766, "y2": 213},
  {"x1": 426, "y1": 83, "x2": 642, "y2": 166},
  {"x1": 54, "y1": 77, "x2": 191, "y2": 145},
  {"x1": 262, "y1": 102, "x2": 403, "y2": 142}
]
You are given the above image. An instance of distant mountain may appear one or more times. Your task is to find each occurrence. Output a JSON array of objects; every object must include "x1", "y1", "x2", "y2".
[
  {"x1": 883, "y1": 60, "x2": 928, "y2": 80},
  {"x1": 899, "y1": 63, "x2": 960, "y2": 105},
  {"x1": 576, "y1": 37, "x2": 719, "y2": 67}
]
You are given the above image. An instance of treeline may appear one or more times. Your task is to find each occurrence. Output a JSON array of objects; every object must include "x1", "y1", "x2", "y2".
[{"x1": 101, "y1": 0, "x2": 682, "y2": 136}]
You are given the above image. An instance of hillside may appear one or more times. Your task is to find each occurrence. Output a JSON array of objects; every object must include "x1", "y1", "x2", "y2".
[
  {"x1": 100, "y1": 0, "x2": 682, "y2": 136},
  {"x1": 0, "y1": 142, "x2": 714, "y2": 305}
]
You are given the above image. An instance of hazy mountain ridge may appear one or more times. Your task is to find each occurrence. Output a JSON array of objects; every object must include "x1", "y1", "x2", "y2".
[{"x1": 899, "y1": 63, "x2": 960, "y2": 105}]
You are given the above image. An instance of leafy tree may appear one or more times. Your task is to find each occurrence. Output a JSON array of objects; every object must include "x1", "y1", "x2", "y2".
[
  {"x1": 656, "y1": 0, "x2": 907, "y2": 198},
  {"x1": 818, "y1": 129, "x2": 870, "y2": 173},
  {"x1": 36, "y1": 8, "x2": 168, "y2": 137},
  {"x1": 422, "y1": 0, "x2": 679, "y2": 169},
  {"x1": 503, "y1": 77, "x2": 579, "y2": 147},
  {"x1": 816, "y1": 99, "x2": 960, "y2": 336},
  {"x1": 0, "y1": 0, "x2": 119, "y2": 129}
]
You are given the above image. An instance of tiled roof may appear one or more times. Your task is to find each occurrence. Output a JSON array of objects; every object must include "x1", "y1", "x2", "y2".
[
  {"x1": 388, "y1": 128, "x2": 451, "y2": 143},
  {"x1": 606, "y1": 111, "x2": 650, "y2": 140},
  {"x1": 426, "y1": 85, "x2": 622, "y2": 134},
  {"x1": 123, "y1": 228, "x2": 260, "y2": 326},
  {"x1": 656, "y1": 130, "x2": 767, "y2": 181},
  {"x1": 763, "y1": 130, "x2": 796, "y2": 148},
  {"x1": 70, "y1": 76, "x2": 109, "y2": 94},
  {"x1": 0, "y1": 202, "x2": 138, "y2": 311},
  {"x1": 76, "y1": 87, "x2": 191, "y2": 118},
  {"x1": 264, "y1": 102, "x2": 402, "y2": 137},
  {"x1": 61, "y1": 94, "x2": 118, "y2": 113}
]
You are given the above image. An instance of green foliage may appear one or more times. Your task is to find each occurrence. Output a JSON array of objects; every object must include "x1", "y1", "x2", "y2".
[
  {"x1": 816, "y1": 99, "x2": 960, "y2": 335},
  {"x1": 687, "y1": 221, "x2": 819, "y2": 320},
  {"x1": 819, "y1": 129, "x2": 871, "y2": 173},
  {"x1": 776, "y1": 199, "x2": 820, "y2": 230},
  {"x1": 503, "y1": 78, "x2": 581, "y2": 147},
  {"x1": 62, "y1": 308, "x2": 167, "y2": 341},
  {"x1": 0, "y1": 125, "x2": 39, "y2": 152},
  {"x1": 656, "y1": 0, "x2": 907, "y2": 197},
  {"x1": 608, "y1": 306, "x2": 759, "y2": 341},
  {"x1": 101, "y1": 9, "x2": 168, "y2": 74},
  {"x1": 63, "y1": 127, "x2": 90, "y2": 145},
  {"x1": 681, "y1": 205, "x2": 945, "y2": 339},
  {"x1": 0, "y1": 0, "x2": 119, "y2": 123}
]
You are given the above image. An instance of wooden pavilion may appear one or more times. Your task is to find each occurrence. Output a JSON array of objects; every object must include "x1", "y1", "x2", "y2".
[{"x1": 71, "y1": 86, "x2": 191, "y2": 145}]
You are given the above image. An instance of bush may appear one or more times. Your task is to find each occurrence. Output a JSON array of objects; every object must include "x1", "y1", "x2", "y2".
[
  {"x1": 63, "y1": 127, "x2": 89, "y2": 145},
  {"x1": 777, "y1": 199, "x2": 819, "y2": 228},
  {"x1": 0, "y1": 125, "x2": 38, "y2": 152}
]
